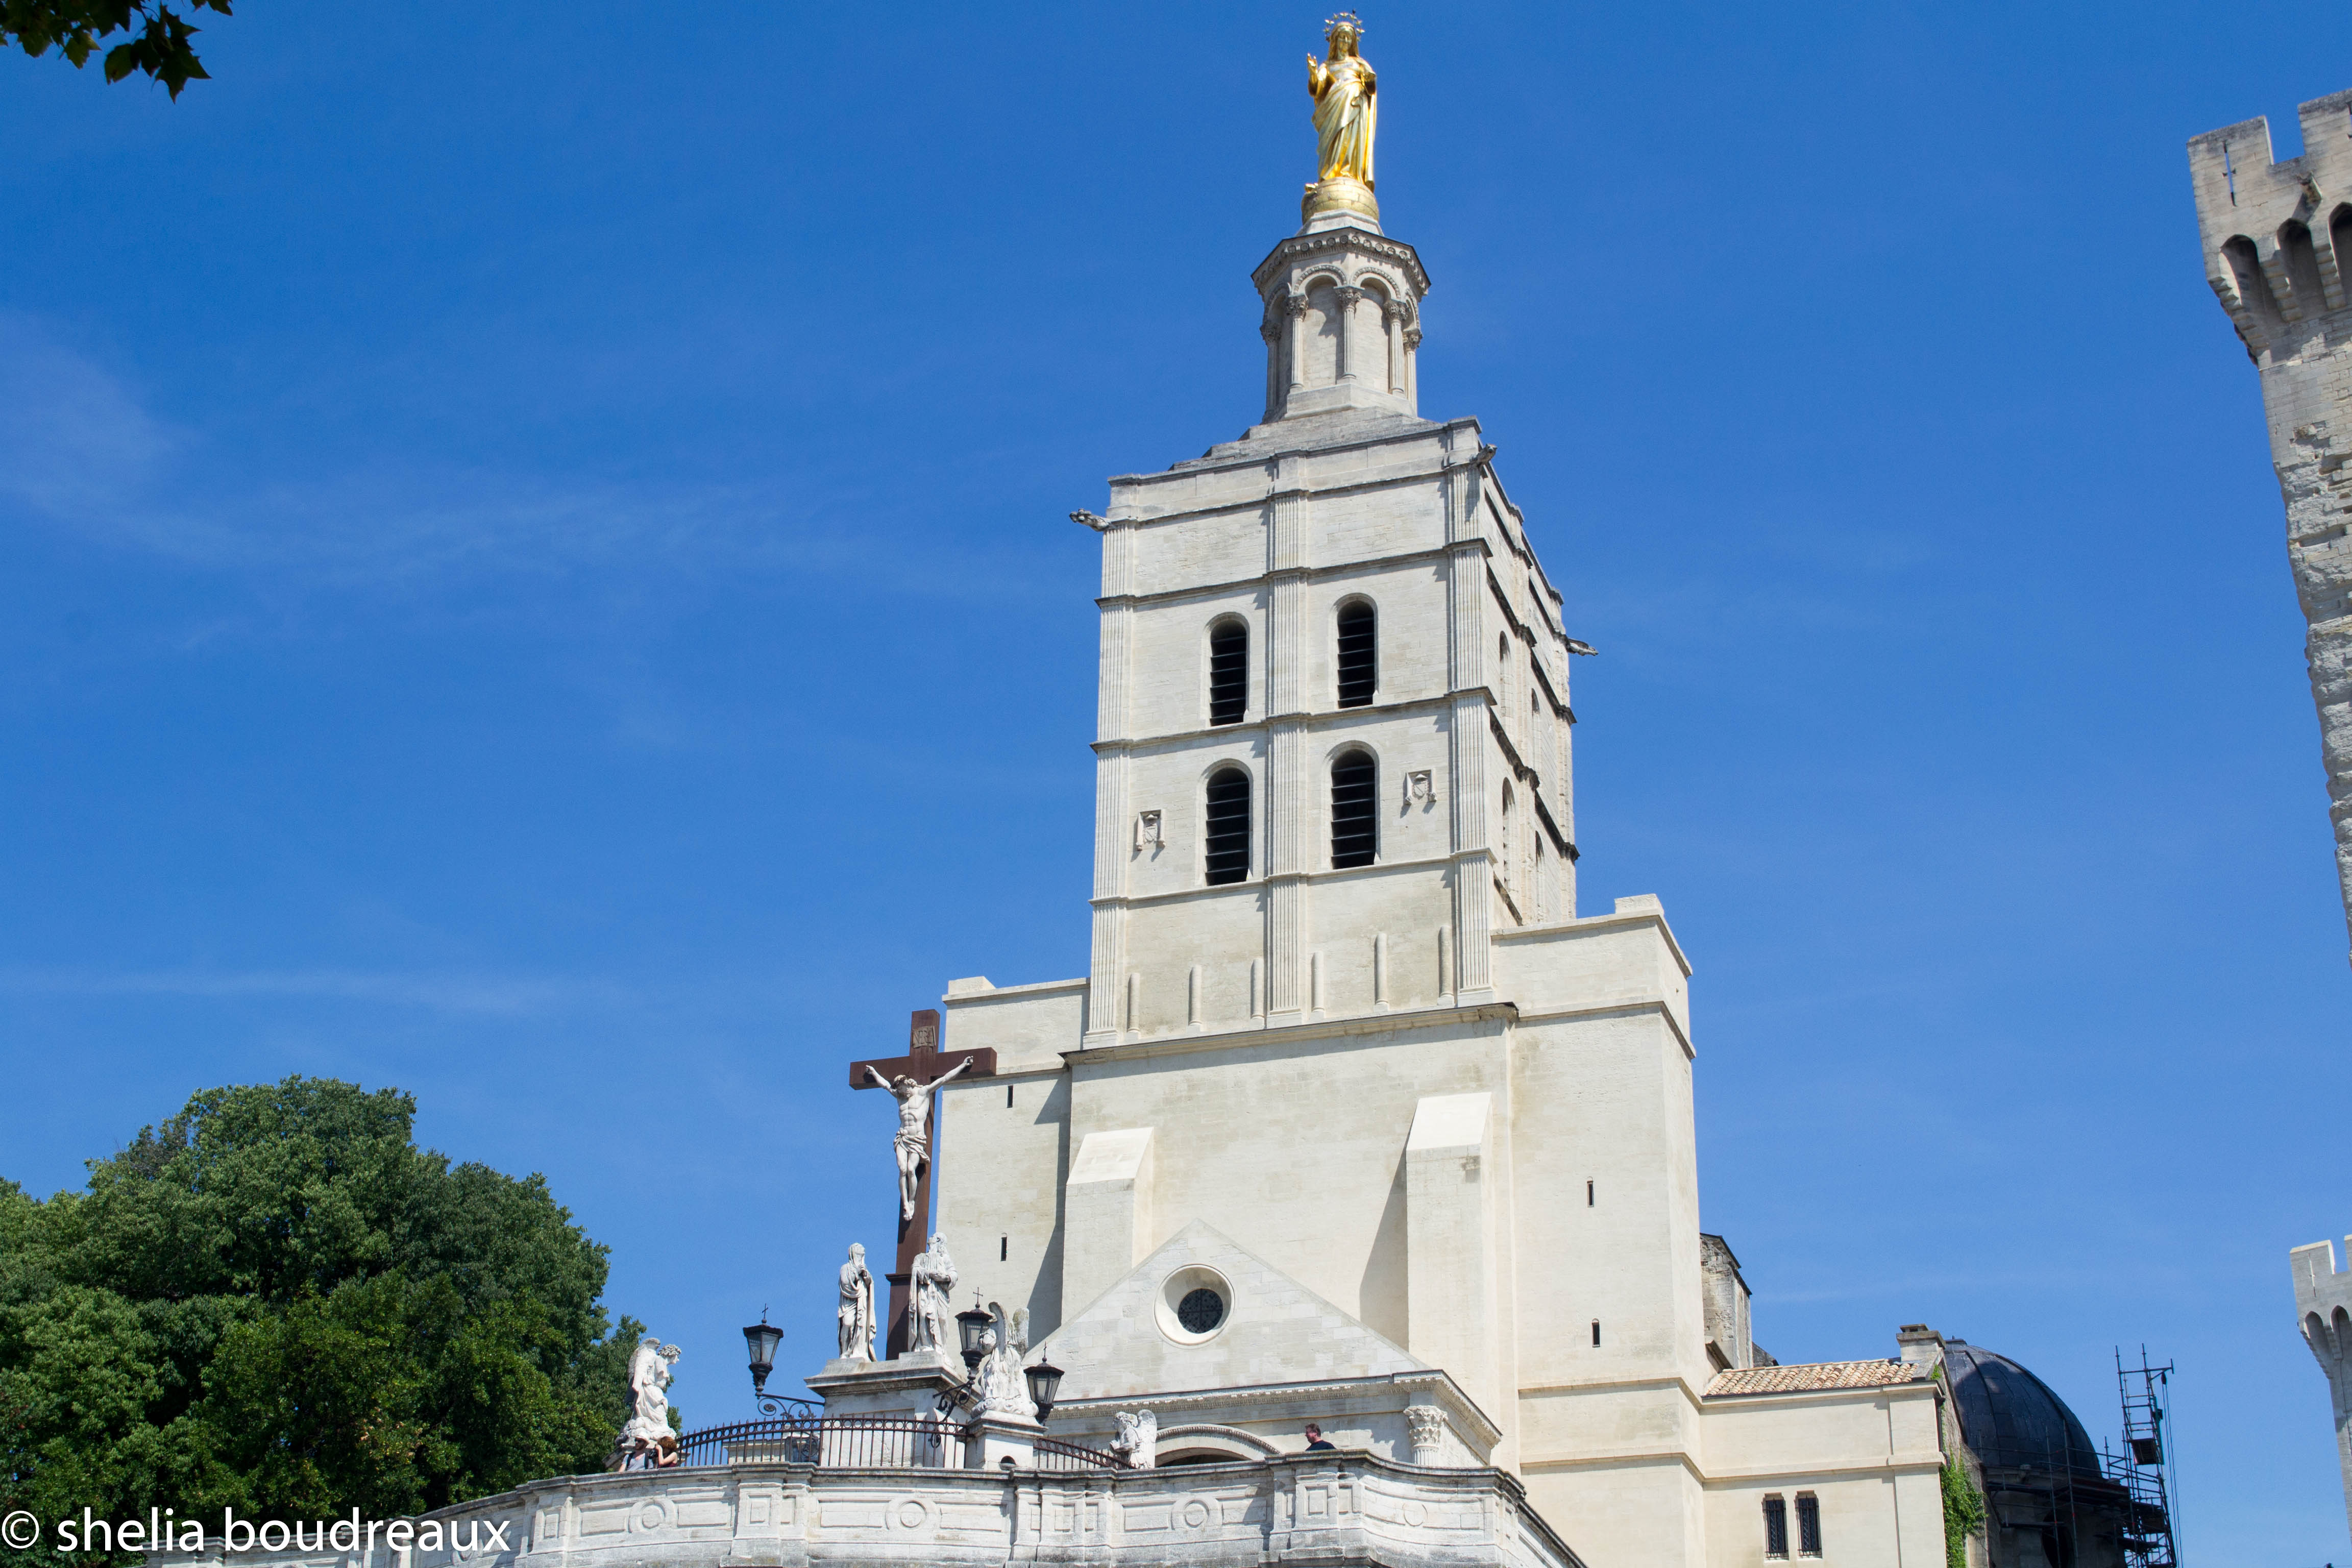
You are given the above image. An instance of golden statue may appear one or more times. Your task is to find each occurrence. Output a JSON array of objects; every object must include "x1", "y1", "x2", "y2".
[{"x1": 1305, "y1": 13, "x2": 1378, "y2": 224}]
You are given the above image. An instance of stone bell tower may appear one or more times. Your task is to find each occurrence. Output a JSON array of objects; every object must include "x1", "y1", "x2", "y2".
[{"x1": 2188, "y1": 90, "x2": 2352, "y2": 961}]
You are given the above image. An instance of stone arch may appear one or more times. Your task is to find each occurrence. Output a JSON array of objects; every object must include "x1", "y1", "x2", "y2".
[
  {"x1": 2222, "y1": 234, "x2": 2284, "y2": 327},
  {"x1": 1153, "y1": 1423, "x2": 1281, "y2": 1464},
  {"x1": 2280, "y1": 218, "x2": 2327, "y2": 314}
]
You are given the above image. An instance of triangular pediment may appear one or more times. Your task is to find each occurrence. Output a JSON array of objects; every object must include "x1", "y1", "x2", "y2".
[{"x1": 1035, "y1": 1219, "x2": 1428, "y2": 1403}]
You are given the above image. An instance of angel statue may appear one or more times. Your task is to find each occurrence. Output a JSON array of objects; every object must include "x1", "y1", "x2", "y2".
[
  {"x1": 607, "y1": 1336, "x2": 683, "y2": 1471},
  {"x1": 909, "y1": 1233, "x2": 959, "y2": 1354},
  {"x1": 1111, "y1": 1408, "x2": 1159, "y2": 1470},
  {"x1": 837, "y1": 1242, "x2": 876, "y2": 1362},
  {"x1": 865, "y1": 1056, "x2": 977, "y2": 1226},
  {"x1": 1307, "y1": 12, "x2": 1376, "y2": 189},
  {"x1": 972, "y1": 1303, "x2": 1037, "y2": 1417}
]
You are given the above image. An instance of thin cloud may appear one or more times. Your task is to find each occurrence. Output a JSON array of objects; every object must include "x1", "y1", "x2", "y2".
[
  {"x1": 0, "y1": 964, "x2": 630, "y2": 1017},
  {"x1": 0, "y1": 314, "x2": 1062, "y2": 604}
]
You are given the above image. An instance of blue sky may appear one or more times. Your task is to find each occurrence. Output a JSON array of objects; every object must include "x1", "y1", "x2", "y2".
[{"x1": 3, "y1": 2, "x2": 2347, "y2": 1557}]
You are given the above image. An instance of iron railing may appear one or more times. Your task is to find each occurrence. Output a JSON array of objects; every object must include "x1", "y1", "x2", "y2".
[
  {"x1": 1031, "y1": 1435, "x2": 1126, "y2": 1471},
  {"x1": 677, "y1": 1416, "x2": 1122, "y2": 1473}
]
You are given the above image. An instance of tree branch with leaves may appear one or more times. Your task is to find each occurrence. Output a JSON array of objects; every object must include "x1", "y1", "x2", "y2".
[{"x1": 2, "y1": 1, "x2": 232, "y2": 97}]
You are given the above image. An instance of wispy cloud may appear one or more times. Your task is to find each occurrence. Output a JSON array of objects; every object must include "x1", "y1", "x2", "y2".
[
  {"x1": 0, "y1": 964, "x2": 630, "y2": 1017},
  {"x1": 0, "y1": 313, "x2": 1061, "y2": 604}
]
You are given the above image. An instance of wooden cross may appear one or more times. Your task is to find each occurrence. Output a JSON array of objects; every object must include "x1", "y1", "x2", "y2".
[{"x1": 848, "y1": 1009, "x2": 996, "y2": 1357}]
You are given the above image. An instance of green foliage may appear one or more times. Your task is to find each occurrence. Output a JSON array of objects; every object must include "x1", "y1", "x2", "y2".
[
  {"x1": 1, "y1": 0, "x2": 232, "y2": 97},
  {"x1": 0, "y1": 1077, "x2": 642, "y2": 1561},
  {"x1": 1941, "y1": 1455, "x2": 1988, "y2": 1568}
]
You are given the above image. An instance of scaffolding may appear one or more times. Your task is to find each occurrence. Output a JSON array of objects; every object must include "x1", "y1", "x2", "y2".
[{"x1": 2101, "y1": 1348, "x2": 2180, "y2": 1568}]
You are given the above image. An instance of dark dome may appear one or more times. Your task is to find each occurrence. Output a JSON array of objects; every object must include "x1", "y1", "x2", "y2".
[{"x1": 1942, "y1": 1341, "x2": 2103, "y2": 1477}]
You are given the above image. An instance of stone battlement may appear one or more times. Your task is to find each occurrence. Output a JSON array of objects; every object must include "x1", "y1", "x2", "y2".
[{"x1": 2189, "y1": 90, "x2": 2352, "y2": 354}]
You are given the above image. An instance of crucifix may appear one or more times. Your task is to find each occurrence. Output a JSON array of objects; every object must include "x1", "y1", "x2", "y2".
[{"x1": 848, "y1": 1009, "x2": 996, "y2": 1357}]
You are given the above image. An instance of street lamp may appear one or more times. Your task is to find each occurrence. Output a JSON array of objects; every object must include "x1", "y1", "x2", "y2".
[
  {"x1": 955, "y1": 1304, "x2": 996, "y2": 1372},
  {"x1": 1023, "y1": 1359, "x2": 1065, "y2": 1421},
  {"x1": 742, "y1": 1313, "x2": 784, "y2": 1396},
  {"x1": 739, "y1": 1309, "x2": 817, "y2": 1420}
]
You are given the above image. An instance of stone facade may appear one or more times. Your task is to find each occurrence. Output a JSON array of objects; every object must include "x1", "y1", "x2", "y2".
[
  {"x1": 146, "y1": 1453, "x2": 1586, "y2": 1568},
  {"x1": 2188, "y1": 89, "x2": 2352, "y2": 962},
  {"x1": 928, "y1": 199, "x2": 1950, "y2": 1568}
]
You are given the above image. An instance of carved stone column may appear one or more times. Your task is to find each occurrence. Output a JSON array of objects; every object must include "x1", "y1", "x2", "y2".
[
  {"x1": 1332, "y1": 284, "x2": 1365, "y2": 382},
  {"x1": 1405, "y1": 1405, "x2": 1450, "y2": 1466}
]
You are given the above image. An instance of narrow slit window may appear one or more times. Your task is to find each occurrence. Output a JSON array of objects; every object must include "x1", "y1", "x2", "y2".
[
  {"x1": 1586, "y1": 1180, "x2": 1595, "y2": 1207},
  {"x1": 1000, "y1": 1235, "x2": 1009, "y2": 1262},
  {"x1": 1795, "y1": 1494, "x2": 1820, "y2": 1558},
  {"x1": 1006, "y1": 1085, "x2": 1015, "y2": 1108},
  {"x1": 1763, "y1": 1496, "x2": 1788, "y2": 1560},
  {"x1": 1590, "y1": 1319, "x2": 1601, "y2": 1346},
  {"x1": 1330, "y1": 749, "x2": 1377, "y2": 868},
  {"x1": 1209, "y1": 620, "x2": 1248, "y2": 726},
  {"x1": 1336, "y1": 601, "x2": 1377, "y2": 707},
  {"x1": 1204, "y1": 768, "x2": 1252, "y2": 885}
]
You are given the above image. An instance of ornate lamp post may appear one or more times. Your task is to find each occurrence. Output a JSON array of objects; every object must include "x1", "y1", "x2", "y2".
[{"x1": 740, "y1": 1311, "x2": 818, "y2": 1419}]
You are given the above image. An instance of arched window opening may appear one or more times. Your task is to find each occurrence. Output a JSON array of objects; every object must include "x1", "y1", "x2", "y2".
[
  {"x1": 2223, "y1": 235, "x2": 2284, "y2": 325},
  {"x1": 1532, "y1": 835, "x2": 1546, "y2": 920},
  {"x1": 1762, "y1": 1496, "x2": 1788, "y2": 1560},
  {"x1": 2282, "y1": 219, "x2": 2327, "y2": 311},
  {"x1": 1330, "y1": 749, "x2": 1377, "y2": 868},
  {"x1": 2332, "y1": 206, "x2": 2352, "y2": 299},
  {"x1": 1336, "y1": 601, "x2": 1377, "y2": 707},
  {"x1": 1204, "y1": 768, "x2": 1252, "y2": 885},
  {"x1": 1208, "y1": 620, "x2": 1248, "y2": 726}
]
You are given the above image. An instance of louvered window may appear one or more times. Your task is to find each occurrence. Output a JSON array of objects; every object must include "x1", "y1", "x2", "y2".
[
  {"x1": 1795, "y1": 1494, "x2": 1821, "y2": 1558},
  {"x1": 1209, "y1": 620, "x2": 1248, "y2": 726},
  {"x1": 1204, "y1": 768, "x2": 1252, "y2": 885},
  {"x1": 1330, "y1": 750, "x2": 1377, "y2": 868},
  {"x1": 1762, "y1": 1496, "x2": 1788, "y2": 1560},
  {"x1": 1336, "y1": 601, "x2": 1376, "y2": 707}
]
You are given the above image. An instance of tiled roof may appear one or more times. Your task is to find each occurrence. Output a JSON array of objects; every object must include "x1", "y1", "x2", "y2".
[{"x1": 1705, "y1": 1359, "x2": 1931, "y2": 1397}]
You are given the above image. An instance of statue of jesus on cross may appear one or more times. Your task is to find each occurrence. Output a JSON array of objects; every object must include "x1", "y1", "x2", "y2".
[{"x1": 865, "y1": 1056, "x2": 977, "y2": 1223}]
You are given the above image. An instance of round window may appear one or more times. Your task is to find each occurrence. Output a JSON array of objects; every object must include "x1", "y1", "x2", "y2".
[
  {"x1": 1154, "y1": 1263, "x2": 1236, "y2": 1344},
  {"x1": 1177, "y1": 1287, "x2": 1226, "y2": 1334}
]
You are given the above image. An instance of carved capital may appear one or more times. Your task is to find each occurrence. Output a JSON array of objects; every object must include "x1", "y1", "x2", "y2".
[
  {"x1": 1402, "y1": 328, "x2": 1423, "y2": 349},
  {"x1": 1281, "y1": 292, "x2": 1311, "y2": 317},
  {"x1": 1404, "y1": 1404, "x2": 1449, "y2": 1465},
  {"x1": 1260, "y1": 320, "x2": 1281, "y2": 344},
  {"x1": 1333, "y1": 285, "x2": 1367, "y2": 307},
  {"x1": 1381, "y1": 298, "x2": 1407, "y2": 323}
]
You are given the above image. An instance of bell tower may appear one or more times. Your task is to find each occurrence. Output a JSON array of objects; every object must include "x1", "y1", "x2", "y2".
[{"x1": 1074, "y1": 194, "x2": 1578, "y2": 1050}]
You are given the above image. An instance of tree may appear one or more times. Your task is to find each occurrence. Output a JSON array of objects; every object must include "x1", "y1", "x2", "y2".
[
  {"x1": 1, "y1": 1, "x2": 232, "y2": 97},
  {"x1": 0, "y1": 1077, "x2": 645, "y2": 1563}
]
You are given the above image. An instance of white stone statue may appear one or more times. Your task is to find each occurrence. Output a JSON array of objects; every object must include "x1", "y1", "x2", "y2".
[
  {"x1": 909, "y1": 1233, "x2": 958, "y2": 1354},
  {"x1": 1111, "y1": 1408, "x2": 1158, "y2": 1469},
  {"x1": 837, "y1": 1243, "x2": 876, "y2": 1362},
  {"x1": 608, "y1": 1336, "x2": 682, "y2": 1471},
  {"x1": 864, "y1": 1057, "x2": 976, "y2": 1222},
  {"x1": 972, "y1": 1304, "x2": 1036, "y2": 1417}
]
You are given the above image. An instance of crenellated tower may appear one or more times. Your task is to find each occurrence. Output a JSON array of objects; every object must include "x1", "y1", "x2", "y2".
[{"x1": 2188, "y1": 90, "x2": 2352, "y2": 961}]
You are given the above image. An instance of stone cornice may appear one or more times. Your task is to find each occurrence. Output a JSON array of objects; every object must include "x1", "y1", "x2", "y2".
[
  {"x1": 1252, "y1": 226, "x2": 1433, "y2": 295},
  {"x1": 1108, "y1": 414, "x2": 1477, "y2": 492},
  {"x1": 1093, "y1": 689, "x2": 1474, "y2": 756},
  {"x1": 1064, "y1": 998, "x2": 1514, "y2": 1064},
  {"x1": 1093, "y1": 538, "x2": 1489, "y2": 614}
]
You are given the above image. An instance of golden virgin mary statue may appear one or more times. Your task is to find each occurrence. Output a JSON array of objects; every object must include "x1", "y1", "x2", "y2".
[{"x1": 1304, "y1": 12, "x2": 1379, "y2": 223}]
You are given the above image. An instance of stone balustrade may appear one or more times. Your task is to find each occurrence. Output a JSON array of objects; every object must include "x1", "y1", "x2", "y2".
[{"x1": 146, "y1": 1450, "x2": 1585, "y2": 1568}]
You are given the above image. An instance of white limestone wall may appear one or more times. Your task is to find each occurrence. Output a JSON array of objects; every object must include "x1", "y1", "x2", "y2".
[
  {"x1": 936, "y1": 982, "x2": 1085, "y2": 1338},
  {"x1": 1696, "y1": 1387, "x2": 1946, "y2": 1568},
  {"x1": 1061, "y1": 1011, "x2": 1515, "y2": 1353},
  {"x1": 149, "y1": 1453, "x2": 1590, "y2": 1568}
]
